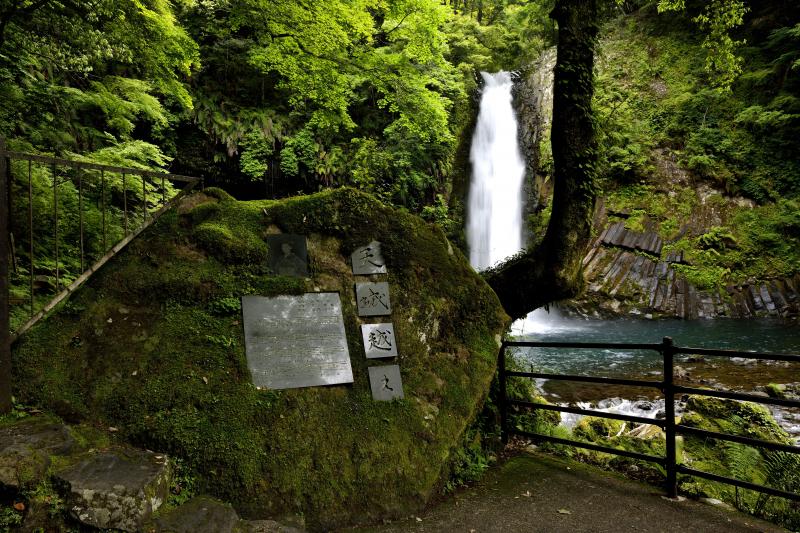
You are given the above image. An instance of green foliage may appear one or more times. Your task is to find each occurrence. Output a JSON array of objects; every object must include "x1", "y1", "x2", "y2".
[
  {"x1": 678, "y1": 396, "x2": 799, "y2": 528},
  {"x1": 175, "y1": 0, "x2": 496, "y2": 207},
  {"x1": 657, "y1": 0, "x2": 748, "y2": 89},
  {"x1": 207, "y1": 297, "x2": 242, "y2": 316},
  {"x1": 0, "y1": 505, "x2": 24, "y2": 529},
  {"x1": 0, "y1": 0, "x2": 198, "y2": 155},
  {"x1": 421, "y1": 194, "x2": 459, "y2": 235},
  {"x1": 167, "y1": 458, "x2": 198, "y2": 508},
  {"x1": 445, "y1": 427, "x2": 493, "y2": 492}
]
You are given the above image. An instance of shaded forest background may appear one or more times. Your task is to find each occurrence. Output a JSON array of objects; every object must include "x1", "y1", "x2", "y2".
[{"x1": 3, "y1": 0, "x2": 800, "y2": 312}]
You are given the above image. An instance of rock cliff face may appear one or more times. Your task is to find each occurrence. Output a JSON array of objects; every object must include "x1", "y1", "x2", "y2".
[
  {"x1": 567, "y1": 218, "x2": 800, "y2": 319},
  {"x1": 513, "y1": 48, "x2": 556, "y2": 242},
  {"x1": 512, "y1": 52, "x2": 799, "y2": 320}
]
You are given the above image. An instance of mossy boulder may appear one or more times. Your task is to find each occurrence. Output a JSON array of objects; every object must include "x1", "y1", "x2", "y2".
[
  {"x1": 11, "y1": 188, "x2": 508, "y2": 530},
  {"x1": 573, "y1": 417, "x2": 625, "y2": 441},
  {"x1": 681, "y1": 395, "x2": 790, "y2": 445}
]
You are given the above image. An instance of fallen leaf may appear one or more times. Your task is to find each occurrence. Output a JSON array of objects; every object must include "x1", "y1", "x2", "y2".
[
  {"x1": 13, "y1": 502, "x2": 25, "y2": 511},
  {"x1": 522, "y1": 490, "x2": 532, "y2": 497},
  {"x1": 558, "y1": 509, "x2": 571, "y2": 515}
]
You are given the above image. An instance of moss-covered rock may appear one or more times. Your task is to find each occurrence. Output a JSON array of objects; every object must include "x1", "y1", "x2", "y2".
[
  {"x1": 573, "y1": 416, "x2": 625, "y2": 441},
  {"x1": 678, "y1": 395, "x2": 799, "y2": 529},
  {"x1": 11, "y1": 188, "x2": 508, "y2": 530},
  {"x1": 682, "y1": 395, "x2": 790, "y2": 445}
]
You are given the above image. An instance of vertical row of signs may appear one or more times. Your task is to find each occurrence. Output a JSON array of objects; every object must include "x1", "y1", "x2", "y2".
[{"x1": 352, "y1": 241, "x2": 404, "y2": 401}]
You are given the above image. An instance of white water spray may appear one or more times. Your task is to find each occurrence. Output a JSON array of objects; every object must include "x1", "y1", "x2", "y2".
[{"x1": 467, "y1": 72, "x2": 526, "y2": 271}]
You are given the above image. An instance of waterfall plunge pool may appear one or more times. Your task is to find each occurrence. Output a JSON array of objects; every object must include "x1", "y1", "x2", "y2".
[{"x1": 509, "y1": 311, "x2": 800, "y2": 440}]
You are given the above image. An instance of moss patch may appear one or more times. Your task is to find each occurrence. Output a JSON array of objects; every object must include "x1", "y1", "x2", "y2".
[{"x1": 11, "y1": 188, "x2": 508, "y2": 530}]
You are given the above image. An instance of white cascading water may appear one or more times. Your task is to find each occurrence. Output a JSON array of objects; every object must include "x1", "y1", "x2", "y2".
[
  {"x1": 467, "y1": 71, "x2": 553, "y2": 335},
  {"x1": 467, "y1": 72, "x2": 525, "y2": 271},
  {"x1": 467, "y1": 68, "x2": 669, "y2": 428}
]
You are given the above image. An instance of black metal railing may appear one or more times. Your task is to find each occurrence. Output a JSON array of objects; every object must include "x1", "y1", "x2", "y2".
[
  {"x1": 0, "y1": 139, "x2": 203, "y2": 345},
  {"x1": 498, "y1": 337, "x2": 800, "y2": 501}
]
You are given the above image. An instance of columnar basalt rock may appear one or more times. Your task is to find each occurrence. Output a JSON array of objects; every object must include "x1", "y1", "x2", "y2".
[{"x1": 569, "y1": 222, "x2": 800, "y2": 319}]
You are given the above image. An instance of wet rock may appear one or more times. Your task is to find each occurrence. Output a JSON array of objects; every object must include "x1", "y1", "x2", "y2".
[
  {"x1": 0, "y1": 417, "x2": 75, "y2": 490},
  {"x1": 152, "y1": 496, "x2": 239, "y2": 533},
  {"x1": 600, "y1": 222, "x2": 663, "y2": 255},
  {"x1": 55, "y1": 448, "x2": 170, "y2": 532},
  {"x1": 626, "y1": 424, "x2": 665, "y2": 440}
]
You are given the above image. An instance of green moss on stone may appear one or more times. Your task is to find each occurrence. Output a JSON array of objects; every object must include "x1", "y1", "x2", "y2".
[{"x1": 11, "y1": 188, "x2": 508, "y2": 530}]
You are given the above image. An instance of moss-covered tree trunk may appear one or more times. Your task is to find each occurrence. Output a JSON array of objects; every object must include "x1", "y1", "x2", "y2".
[{"x1": 485, "y1": 0, "x2": 599, "y2": 320}]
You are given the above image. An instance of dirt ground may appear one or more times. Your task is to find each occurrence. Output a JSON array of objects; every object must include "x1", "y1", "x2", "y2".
[{"x1": 347, "y1": 452, "x2": 788, "y2": 533}]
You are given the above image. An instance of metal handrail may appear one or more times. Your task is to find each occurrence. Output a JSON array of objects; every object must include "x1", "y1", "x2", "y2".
[
  {"x1": 1, "y1": 141, "x2": 203, "y2": 343},
  {"x1": 498, "y1": 337, "x2": 800, "y2": 502}
]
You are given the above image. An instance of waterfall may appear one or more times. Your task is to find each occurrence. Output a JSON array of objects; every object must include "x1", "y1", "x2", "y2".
[
  {"x1": 467, "y1": 66, "x2": 559, "y2": 336},
  {"x1": 467, "y1": 72, "x2": 526, "y2": 271}
]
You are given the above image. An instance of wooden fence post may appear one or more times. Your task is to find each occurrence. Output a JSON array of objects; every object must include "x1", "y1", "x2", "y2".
[{"x1": 0, "y1": 137, "x2": 12, "y2": 413}]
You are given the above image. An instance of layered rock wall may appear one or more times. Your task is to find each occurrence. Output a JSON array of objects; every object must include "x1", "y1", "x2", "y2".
[{"x1": 570, "y1": 222, "x2": 800, "y2": 319}]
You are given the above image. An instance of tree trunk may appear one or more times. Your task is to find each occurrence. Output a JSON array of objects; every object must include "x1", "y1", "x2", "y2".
[
  {"x1": 485, "y1": 0, "x2": 599, "y2": 320},
  {"x1": 0, "y1": 138, "x2": 11, "y2": 413}
]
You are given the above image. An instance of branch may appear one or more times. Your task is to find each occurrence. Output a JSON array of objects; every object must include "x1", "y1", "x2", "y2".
[
  {"x1": 382, "y1": 9, "x2": 418, "y2": 37},
  {"x1": 268, "y1": 31, "x2": 352, "y2": 69}
]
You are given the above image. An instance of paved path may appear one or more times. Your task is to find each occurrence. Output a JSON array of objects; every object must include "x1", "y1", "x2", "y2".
[{"x1": 350, "y1": 452, "x2": 786, "y2": 533}]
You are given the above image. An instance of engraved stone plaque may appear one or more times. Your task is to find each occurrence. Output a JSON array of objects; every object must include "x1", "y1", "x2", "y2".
[
  {"x1": 368, "y1": 365, "x2": 404, "y2": 401},
  {"x1": 241, "y1": 293, "x2": 353, "y2": 390},
  {"x1": 266, "y1": 234, "x2": 308, "y2": 277},
  {"x1": 351, "y1": 241, "x2": 387, "y2": 275},
  {"x1": 361, "y1": 323, "x2": 398, "y2": 359},
  {"x1": 355, "y1": 282, "x2": 391, "y2": 316}
]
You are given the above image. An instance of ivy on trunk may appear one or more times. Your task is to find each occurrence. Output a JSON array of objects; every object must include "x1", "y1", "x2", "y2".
[{"x1": 485, "y1": 0, "x2": 599, "y2": 320}]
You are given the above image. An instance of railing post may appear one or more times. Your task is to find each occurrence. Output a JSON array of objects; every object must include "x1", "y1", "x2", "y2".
[
  {"x1": 0, "y1": 137, "x2": 12, "y2": 413},
  {"x1": 499, "y1": 342, "x2": 509, "y2": 445},
  {"x1": 663, "y1": 336, "x2": 678, "y2": 498}
]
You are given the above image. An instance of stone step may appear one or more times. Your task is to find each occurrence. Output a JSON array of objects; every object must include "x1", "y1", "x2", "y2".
[
  {"x1": 0, "y1": 417, "x2": 76, "y2": 491},
  {"x1": 54, "y1": 447, "x2": 171, "y2": 532},
  {"x1": 150, "y1": 495, "x2": 306, "y2": 533}
]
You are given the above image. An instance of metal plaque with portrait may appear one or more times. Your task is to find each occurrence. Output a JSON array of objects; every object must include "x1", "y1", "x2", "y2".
[
  {"x1": 266, "y1": 234, "x2": 308, "y2": 278},
  {"x1": 241, "y1": 293, "x2": 353, "y2": 390}
]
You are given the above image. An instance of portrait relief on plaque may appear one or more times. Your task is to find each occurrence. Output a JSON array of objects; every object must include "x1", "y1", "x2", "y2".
[
  {"x1": 368, "y1": 365, "x2": 404, "y2": 401},
  {"x1": 351, "y1": 241, "x2": 387, "y2": 275},
  {"x1": 361, "y1": 323, "x2": 398, "y2": 359},
  {"x1": 355, "y1": 282, "x2": 391, "y2": 316},
  {"x1": 266, "y1": 234, "x2": 308, "y2": 277}
]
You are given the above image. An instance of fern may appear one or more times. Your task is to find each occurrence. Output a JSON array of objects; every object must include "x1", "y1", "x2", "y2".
[
  {"x1": 723, "y1": 442, "x2": 764, "y2": 510},
  {"x1": 744, "y1": 451, "x2": 800, "y2": 529}
]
